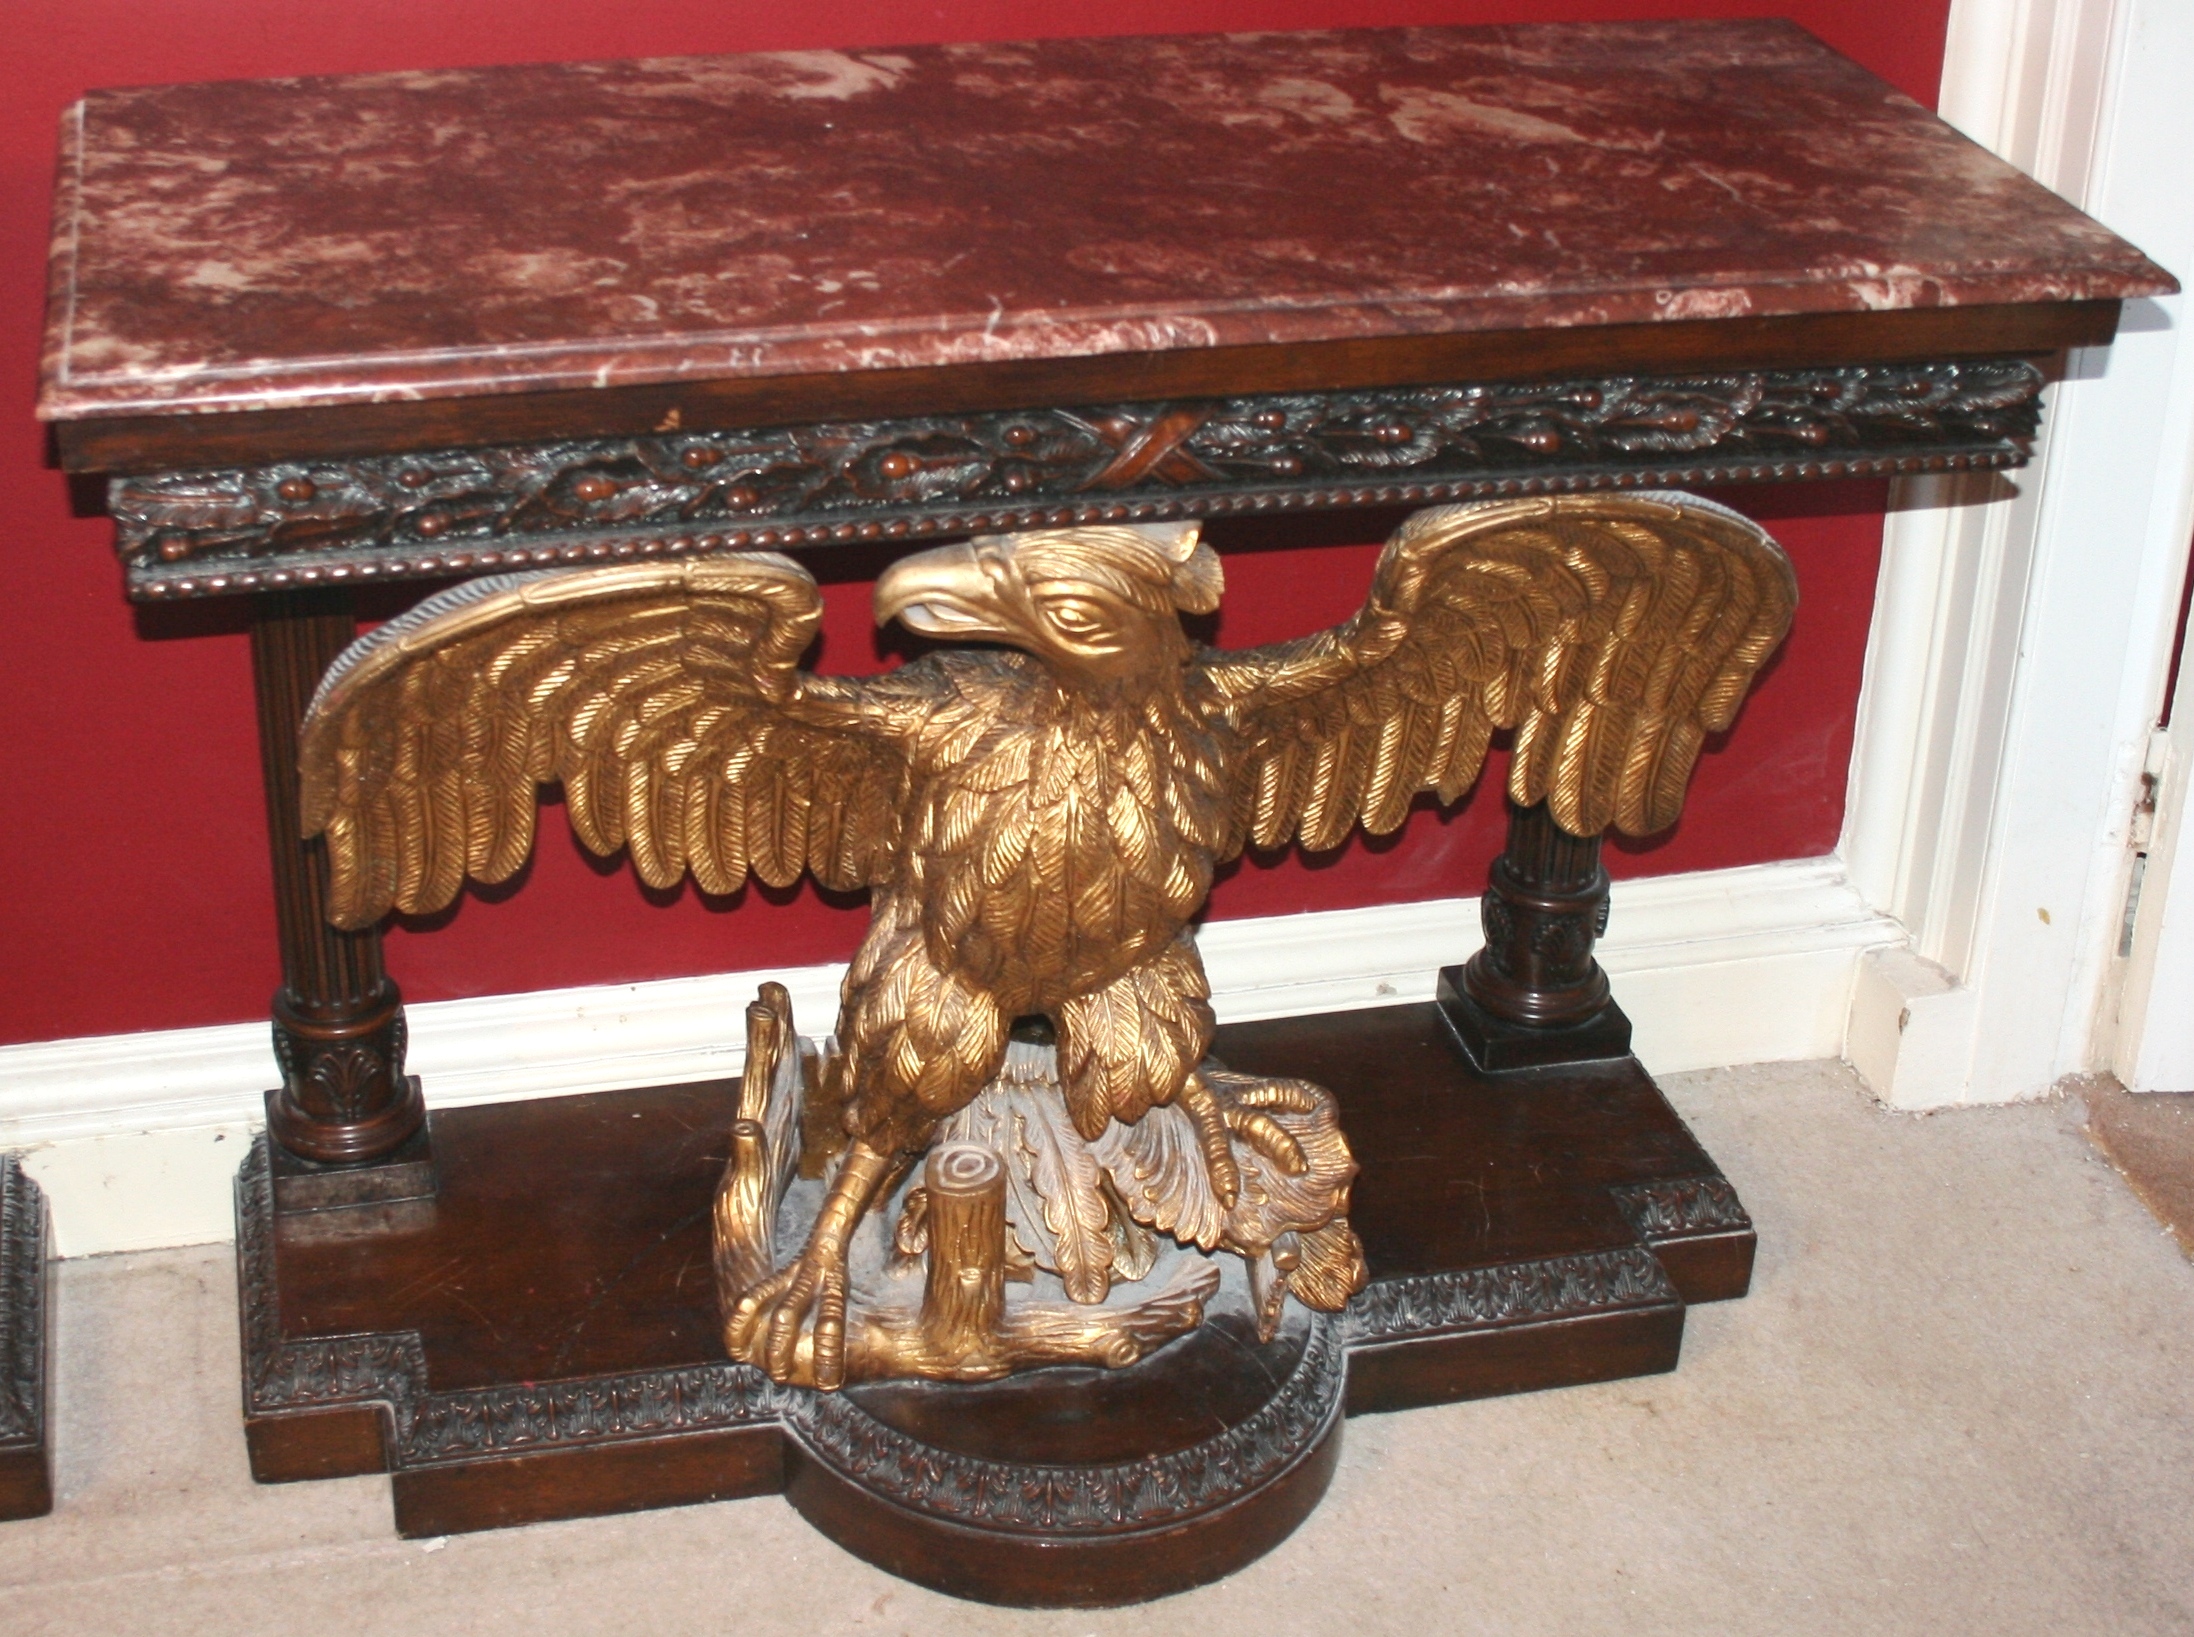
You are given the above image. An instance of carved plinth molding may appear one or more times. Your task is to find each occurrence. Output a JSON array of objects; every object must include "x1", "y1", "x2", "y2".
[
  {"x1": 234, "y1": 1132, "x2": 1746, "y2": 1504},
  {"x1": 1611, "y1": 1177, "x2": 1756, "y2": 1241},
  {"x1": 1343, "y1": 1246, "x2": 1676, "y2": 1346},
  {"x1": 0, "y1": 1160, "x2": 44, "y2": 1448},
  {"x1": 118, "y1": 359, "x2": 2043, "y2": 599},
  {"x1": 785, "y1": 1313, "x2": 1345, "y2": 1537}
]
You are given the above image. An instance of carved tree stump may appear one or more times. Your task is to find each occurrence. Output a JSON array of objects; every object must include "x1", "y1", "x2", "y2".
[{"x1": 920, "y1": 1145, "x2": 1008, "y2": 1367}]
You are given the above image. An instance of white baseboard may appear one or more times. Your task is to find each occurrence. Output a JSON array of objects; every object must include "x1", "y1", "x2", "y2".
[
  {"x1": 0, "y1": 856, "x2": 1899, "y2": 1255},
  {"x1": 1844, "y1": 945, "x2": 1982, "y2": 1110}
]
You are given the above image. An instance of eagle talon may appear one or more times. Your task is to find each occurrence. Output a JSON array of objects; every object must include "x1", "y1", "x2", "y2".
[
  {"x1": 727, "y1": 1243, "x2": 850, "y2": 1387},
  {"x1": 1181, "y1": 1069, "x2": 1312, "y2": 1183},
  {"x1": 1177, "y1": 1073, "x2": 1243, "y2": 1210},
  {"x1": 726, "y1": 1139, "x2": 895, "y2": 1386},
  {"x1": 1225, "y1": 1106, "x2": 1309, "y2": 1176},
  {"x1": 1229, "y1": 1080, "x2": 1322, "y2": 1116}
]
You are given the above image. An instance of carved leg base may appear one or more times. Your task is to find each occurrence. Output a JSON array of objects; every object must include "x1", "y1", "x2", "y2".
[
  {"x1": 263, "y1": 1085, "x2": 436, "y2": 1215},
  {"x1": 1435, "y1": 965, "x2": 1634, "y2": 1072},
  {"x1": 1443, "y1": 798, "x2": 1634, "y2": 1073}
]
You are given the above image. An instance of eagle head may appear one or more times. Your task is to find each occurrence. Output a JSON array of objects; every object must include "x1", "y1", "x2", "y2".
[{"x1": 874, "y1": 522, "x2": 1222, "y2": 687}]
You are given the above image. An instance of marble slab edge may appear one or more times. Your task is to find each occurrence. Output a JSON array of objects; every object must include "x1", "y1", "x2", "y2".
[
  {"x1": 36, "y1": 23, "x2": 2177, "y2": 424},
  {"x1": 48, "y1": 301, "x2": 2127, "y2": 478}
]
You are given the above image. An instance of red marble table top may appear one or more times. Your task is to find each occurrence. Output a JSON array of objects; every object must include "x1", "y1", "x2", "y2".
[{"x1": 38, "y1": 20, "x2": 2175, "y2": 425}]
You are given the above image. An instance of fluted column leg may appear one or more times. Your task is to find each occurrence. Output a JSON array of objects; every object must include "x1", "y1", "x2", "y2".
[{"x1": 251, "y1": 590, "x2": 431, "y2": 1205}]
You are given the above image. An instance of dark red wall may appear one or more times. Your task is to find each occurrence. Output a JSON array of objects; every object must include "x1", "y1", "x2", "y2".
[{"x1": 0, "y1": 1, "x2": 1945, "y2": 1046}]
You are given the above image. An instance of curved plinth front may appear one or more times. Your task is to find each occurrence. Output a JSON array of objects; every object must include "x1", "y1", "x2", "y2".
[{"x1": 781, "y1": 1308, "x2": 1346, "y2": 1607}]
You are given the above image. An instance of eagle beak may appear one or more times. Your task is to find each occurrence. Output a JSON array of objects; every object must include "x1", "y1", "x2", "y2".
[{"x1": 874, "y1": 540, "x2": 1016, "y2": 640}]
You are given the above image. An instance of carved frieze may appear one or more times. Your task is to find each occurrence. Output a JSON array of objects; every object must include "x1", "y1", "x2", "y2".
[{"x1": 118, "y1": 360, "x2": 2043, "y2": 599}]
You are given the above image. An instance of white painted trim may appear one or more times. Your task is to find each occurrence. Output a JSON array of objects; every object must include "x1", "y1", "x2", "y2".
[
  {"x1": 2114, "y1": 722, "x2": 2193, "y2": 1090},
  {"x1": 2, "y1": 858, "x2": 1896, "y2": 1255},
  {"x1": 1842, "y1": 472, "x2": 2026, "y2": 978},
  {"x1": 1839, "y1": 0, "x2": 2194, "y2": 1108},
  {"x1": 2098, "y1": 1, "x2": 2194, "y2": 1097}
]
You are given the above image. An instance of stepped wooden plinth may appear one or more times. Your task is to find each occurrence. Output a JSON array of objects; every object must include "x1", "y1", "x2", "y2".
[{"x1": 238, "y1": 1003, "x2": 1749, "y2": 1602}]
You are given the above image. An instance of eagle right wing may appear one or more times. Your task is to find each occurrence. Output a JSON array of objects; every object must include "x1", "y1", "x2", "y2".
[
  {"x1": 1198, "y1": 493, "x2": 1797, "y2": 851},
  {"x1": 300, "y1": 555, "x2": 940, "y2": 929}
]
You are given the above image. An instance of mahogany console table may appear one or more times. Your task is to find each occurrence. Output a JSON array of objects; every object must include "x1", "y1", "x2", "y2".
[{"x1": 39, "y1": 20, "x2": 2170, "y2": 1597}]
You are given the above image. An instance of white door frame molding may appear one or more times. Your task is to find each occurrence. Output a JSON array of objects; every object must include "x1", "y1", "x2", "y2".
[
  {"x1": 1843, "y1": 0, "x2": 2194, "y2": 1106},
  {"x1": 2115, "y1": 707, "x2": 2192, "y2": 1090}
]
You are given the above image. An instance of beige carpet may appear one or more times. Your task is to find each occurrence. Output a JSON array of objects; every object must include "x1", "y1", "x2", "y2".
[{"x1": 4, "y1": 1059, "x2": 2191, "y2": 1636}]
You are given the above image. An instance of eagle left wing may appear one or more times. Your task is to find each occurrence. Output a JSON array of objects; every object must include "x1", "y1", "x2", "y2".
[
  {"x1": 1196, "y1": 493, "x2": 1797, "y2": 853},
  {"x1": 298, "y1": 555, "x2": 937, "y2": 928}
]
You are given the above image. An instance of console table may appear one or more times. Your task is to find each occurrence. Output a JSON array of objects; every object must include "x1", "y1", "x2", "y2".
[{"x1": 39, "y1": 19, "x2": 2171, "y2": 1598}]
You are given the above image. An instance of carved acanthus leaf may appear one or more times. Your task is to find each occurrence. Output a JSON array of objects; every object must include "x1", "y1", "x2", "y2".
[{"x1": 1610, "y1": 1176, "x2": 1753, "y2": 1238}]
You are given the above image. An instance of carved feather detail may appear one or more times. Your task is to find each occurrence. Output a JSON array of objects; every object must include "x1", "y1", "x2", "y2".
[
  {"x1": 1013, "y1": 1097, "x2": 1117, "y2": 1305},
  {"x1": 299, "y1": 557, "x2": 936, "y2": 928},
  {"x1": 1200, "y1": 492, "x2": 1795, "y2": 845}
]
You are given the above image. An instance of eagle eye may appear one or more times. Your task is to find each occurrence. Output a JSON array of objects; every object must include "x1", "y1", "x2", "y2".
[{"x1": 1037, "y1": 593, "x2": 1112, "y2": 640}]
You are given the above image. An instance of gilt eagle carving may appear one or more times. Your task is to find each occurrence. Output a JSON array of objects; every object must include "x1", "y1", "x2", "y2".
[{"x1": 300, "y1": 493, "x2": 1794, "y2": 1384}]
